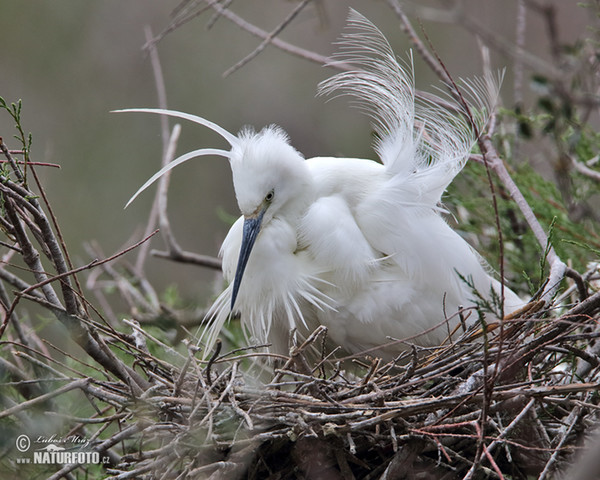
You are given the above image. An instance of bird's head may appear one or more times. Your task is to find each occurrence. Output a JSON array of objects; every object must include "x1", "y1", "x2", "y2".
[
  {"x1": 230, "y1": 126, "x2": 308, "y2": 225},
  {"x1": 228, "y1": 126, "x2": 310, "y2": 310},
  {"x1": 118, "y1": 109, "x2": 310, "y2": 312}
]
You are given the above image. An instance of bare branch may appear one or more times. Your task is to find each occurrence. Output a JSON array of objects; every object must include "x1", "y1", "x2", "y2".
[{"x1": 223, "y1": 0, "x2": 312, "y2": 77}]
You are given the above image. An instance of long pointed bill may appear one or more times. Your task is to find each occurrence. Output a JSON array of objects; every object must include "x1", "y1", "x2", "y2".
[{"x1": 231, "y1": 210, "x2": 265, "y2": 311}]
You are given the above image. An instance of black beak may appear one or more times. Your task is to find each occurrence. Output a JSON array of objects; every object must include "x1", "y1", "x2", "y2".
[{"x1": 231, "y1": 210, "x2": 264, "y2": 311}]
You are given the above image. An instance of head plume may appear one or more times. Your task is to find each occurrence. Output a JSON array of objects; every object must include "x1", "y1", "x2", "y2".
[{"x1": 113, "y1": 108, "x2": 238, "y2": 207}]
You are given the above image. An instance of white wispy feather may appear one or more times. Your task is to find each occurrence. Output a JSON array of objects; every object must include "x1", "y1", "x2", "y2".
[{"x1": 319, "y1": 9, "x2": 501, "y2": 207}]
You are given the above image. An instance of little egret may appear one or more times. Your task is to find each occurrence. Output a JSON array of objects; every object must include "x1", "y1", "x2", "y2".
[{"x1": 121, "y1": 11, "x2": 523, "y2": 361}]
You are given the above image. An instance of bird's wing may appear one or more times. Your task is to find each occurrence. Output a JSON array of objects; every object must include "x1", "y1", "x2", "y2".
[
  {"x1": 299, "y1": 194, "x2": 378, "y2": 292},
  {"x1": 319, "y1": 9, "x2": 501, "y2": 208}
]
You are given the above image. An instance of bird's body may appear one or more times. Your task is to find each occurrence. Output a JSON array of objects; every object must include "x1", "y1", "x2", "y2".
[
  {"x1": 214, "y1": 144, "x2": 522, "y2": 360},
  {"x1": 121, "y1": 11, "x2": 523, "y2": 361}
]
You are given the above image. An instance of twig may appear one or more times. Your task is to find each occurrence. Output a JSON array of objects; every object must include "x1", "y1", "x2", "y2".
[
  {"x1": 2, "y1": 229, "x2": 159, "y2": 330},
  {"x1": 0, "y1": 159, "x2": 60, "y2": 168},
  {"x1": 385, "y1": 0, "x2": 452, "y2": 84},
  {"x1": 200, "y1": 0, "x2": 335, "y2": 67},
  {"x1": 135, "y1": 26, "x2": 171, "y2": 276},
  {"x1": 479, "y1": 135, "x2": 566, "y2": 303},
  {"x1": 570, "y1": 154, "x2": 600, "y2": 182},
  {"x1": 538, "y1": 401, "x2": 583, "y2": 480},
  {"x1": 223, "y1": 0, "x2": 312, "y2": 77},
  {"x1": 151, "y1": 243, "x2": 222, "y2": 269},
  {"x1": 0, "y1": 378, "x2": 89, "y2": 420}
]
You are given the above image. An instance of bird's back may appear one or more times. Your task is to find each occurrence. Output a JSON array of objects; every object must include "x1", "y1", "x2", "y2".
[{"x1": 294, "y1": 156, "x2": 522, "y2": 360}]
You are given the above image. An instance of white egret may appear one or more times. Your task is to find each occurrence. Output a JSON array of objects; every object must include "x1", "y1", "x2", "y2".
[{"x1": 120, "y1": 11, "x2": 523, "y2": 361}]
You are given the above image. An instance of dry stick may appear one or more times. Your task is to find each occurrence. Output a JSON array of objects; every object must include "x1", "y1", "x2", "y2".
[
  {"x1": 478, "y1": 398, "x2": 536, "y2": 467},
  {"x1": 570, "y1": 154, "x2": 600, "y2": 181},
  {"x1": 43, "y1": 338, "x2": 113, "y2": 379},
  {"x1": 13, "y1": 346, "x2": 75, "y2": 379},
  {"x1": 151, "y1": 124, "x2": 186, "y2": 258},
  {"x1": 134, "y1": 26, "x2": 170, "y2": 276},
  {"x1": 472, "y1": 422, "x2": 505, "y2": 480},
  {"x1": 47, "y1": 409, "x2": 128, "y2": 425},
  {"x1": 85, "y1": 241, "x2": 159, "y2": 314},
  {"x1": 152, "y1": 3, "x2": 448, "y2": 114},
  {"x1": 0, "y1": 137, "x2": 25, "y2": 182},
  {"x1": 538, "y1": 401, "x2": 583, "y2": 480},
  {"x1": 388, "y1": 9, "x2": 514, "y2": 420},
  {"x1": 3, "y1": 229, "x2": 160, "y2": 327},
  {"x1": 47, "y1": 422, "x2": 149, "y2": 480},
  {"x1": 223, "y1": 0, "x2": 312, "y2": 77},
  {"x1": 270, "y1": 325, "x2": 328, "y2": 385},
  {"x1": 0, "y1": 159, "x2": 60, "y2": 168},
  {"x1": 2, "y1": 195, "x2": 64, "y2": 311},
  {"x1": 145, "y1": 0, "x2": 347, "y2": 74},
  {"x1": 386, "y1": 0, "x2": 452, "y2": 85},
  {"x1": 122, "y1": 318, "x2": 186, "y2": 362},
  {"x1": 206, "y1": 0, "x2": 233, "y2": 29},
  {"x1": 151, "y1": 247, "x2": 222, "y2": 269},
  {"x1": 196, "y1": 363, "x2": 239, "y2": 429},
  {"x1": 142, "y1": 26, "x2": 222, "y2": 270},
  {"x1": 403, "y1": 10, "x2": 505, "y2": 466},
  {"x1": 146, "y1": 1, "x2": 216, "y2": 48},
  {"x1": 29, "y1": 163, "x2": 86, "y2": 314},
  {"x1": 480, "y1": 135, "x2": 566, "y2": 303},
  {"x1": 1, "y1": 196, "x2": 153, "y2": 391},
  {"x1": 0, "y1": 378, "x2": 90, "y2": 419},
  {"x1": 199, "y1": 0, "x2": 334, "y2": 67},
  {"x1": 0, "y1": 146, "x2": 82, "y2": 317},
  {"x1": 458, "y1": 6, "x2": 561, "y2": 81}
]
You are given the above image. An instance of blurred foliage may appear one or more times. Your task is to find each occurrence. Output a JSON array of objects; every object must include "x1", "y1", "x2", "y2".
[
  {"x1": 449, "y1": 106, "x2": 600, "y2": 298},
  {"x1": 447, "y1": 7, "x2": 600, "y2": 298},
  {"x1": 448, "y1": 157, "x2": 600, "y2": 296}
]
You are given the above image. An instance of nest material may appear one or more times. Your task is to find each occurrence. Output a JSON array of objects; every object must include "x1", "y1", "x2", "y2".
[{"x1": 96, "y1": 290, "x2": 600, "y2": 480}]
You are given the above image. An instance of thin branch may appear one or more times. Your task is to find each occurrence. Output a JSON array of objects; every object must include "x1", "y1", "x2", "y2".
[
  {"x1": 385, "y1": 0, "x2": 452, "y2": 84},
  {"x1": 480, "y1": 135, "x2": 566, "y2": 302},
  {"x1": 185, "y1": 0, "x2": 335, "y2": 67},
  {"x1": 570, "y1": 154, "x2": 600, "y2": 182},
  {"x1": 223, "y1": 0, "x2": 312, "y2": 77},
  {"x1": 0, "y1": 159, "x2": 60, "y2": 168},
  {"x1": 134, "y1": 26, "x2": 171, "y2": 276},
  {"x1": 151, "y1": 248, "x2": 222, "y2": 269},
  {"x1": 0, "y1": 378, "x2": 90, "y2": 420},
  {"x1": 2, "y1": 229, "x2": 160, "y2": 331}
]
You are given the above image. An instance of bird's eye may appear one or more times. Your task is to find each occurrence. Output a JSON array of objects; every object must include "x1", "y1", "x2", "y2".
[{"x1": 265, "y1": 190, "x2": 274, "y2": 202}]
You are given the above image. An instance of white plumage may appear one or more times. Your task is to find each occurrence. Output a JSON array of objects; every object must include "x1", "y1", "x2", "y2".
[{"x1": 121, "y1": 11, "x2": 522, "y2": 361}]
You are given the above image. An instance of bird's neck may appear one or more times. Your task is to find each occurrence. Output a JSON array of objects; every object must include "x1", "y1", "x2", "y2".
[{"x1": 282, "y1": 174, "x2": 316, "y2": 226}]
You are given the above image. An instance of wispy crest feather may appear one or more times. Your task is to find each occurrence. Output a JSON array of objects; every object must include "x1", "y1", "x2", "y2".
[
  {"x1": 319, "y1": 9, "x2": 501, "y2": 203},
  {"x1": 113, "y1": 108, "x2": 237, "y2": 207}
]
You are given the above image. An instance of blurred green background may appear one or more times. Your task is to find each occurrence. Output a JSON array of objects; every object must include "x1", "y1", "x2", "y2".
[{"x1": 0, "y1": 0, "x2": 591, "y2": 304}]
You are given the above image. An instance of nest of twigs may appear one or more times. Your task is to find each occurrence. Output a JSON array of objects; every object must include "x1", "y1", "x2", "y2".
[
  {"x1": 64, "y1": 291, "x2": 600, "y2": 479},
  {"x1": 121, "y1": 299, "x2": 600, "y2": 478}
]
